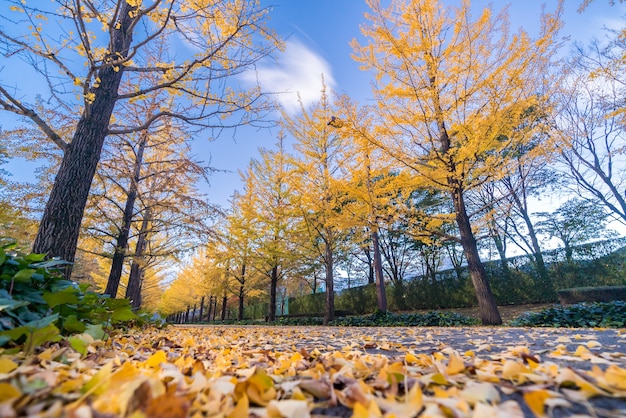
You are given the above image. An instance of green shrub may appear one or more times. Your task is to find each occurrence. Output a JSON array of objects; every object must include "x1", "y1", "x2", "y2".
[
  {"x1": 508, "y1": 301, "x2": 626, "y2": 328},
  {"x1": 0, "y1": 242, "x2": 138, "y2": 351}
]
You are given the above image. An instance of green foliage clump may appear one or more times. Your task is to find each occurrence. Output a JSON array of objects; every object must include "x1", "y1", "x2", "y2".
[
  {"x1": 0, "y1": 242, "x2": 138, "y2": 352},
  {"x1": 331, "y1": 310, "x2": 480, "y2": 327},
  {"x1": 508, "y1": 301, "x2": 626, "y2": 328}
]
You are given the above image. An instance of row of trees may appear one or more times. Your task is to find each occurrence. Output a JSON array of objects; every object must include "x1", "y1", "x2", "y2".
[
  {"x1": 0, "y1": 0, "x2": 281, "y2": 310},
  {"x1": 1, "y1": 1, "x2": 624, "y2": 325},
  {"x1": 160, "y1": 0, "x2": 625, "y2": 325}
]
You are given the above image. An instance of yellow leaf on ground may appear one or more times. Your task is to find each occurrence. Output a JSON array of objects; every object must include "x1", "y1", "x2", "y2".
[
  {"x1": 352, "y1": 400, "x2": 382, "y2": 418},
  {"x1": 446, "y1": 352, "x2": 465, "y2": 375},
  {"x1": 0, "y1": 382, "x2": 21, "y2": 401},
  {"x1": 460, "y1": 381, "x2": 501, "y2": 406},
  {"x1": 242, "y1": 369, "x2": 276, "y2": 406},
  {"x1": 82, "y1": 361, "x2": 113, "y2": 396},
  {"x1": 523, "y1": 389, "x2": 552, "y2": 418},
  {"x1": 604, "y1": 365, "x2": 626, "y2": 390},
  {"x1": 573, "y1": 345, "x2": 592, "y2": 360},
  {"x1": 586, "y1": 340, "x2": 602, "y2": 348},
  {"x1": 144, "y1": 391, "x2": 190, "y2": 418},
  {"x1": 267, "y1": 399, "x2": 310, "y2": 418},
  {"x1": 145, "y1": 350, "x2": 167, "y2": 368},
  {"x1": 227, "y1": 393, "x2": 249, "y2": 418},
  {"x1": 405, "y1": 352, "x2": 419, "y2": 364},
  {"x1": 0, "y1": 357, "x2": 18, "y2": 373},
  {"x1": 501, "y1": 360, "x2": 531, "y2": 383}
]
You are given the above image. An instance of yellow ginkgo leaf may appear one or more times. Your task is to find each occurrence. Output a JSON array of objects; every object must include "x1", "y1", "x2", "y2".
[
  {"x1": 446, "y1": 352, "x2": 465, "y2": 375},
  {"x1": 227, "y1": 393, "x2": 249, "y2": 418},
  {"x1": 460, "y1": 381, "x2": 501, "y2": 406},
  {"x1": 266, "y1": 399, "x2": 310, "y2": 418},
  {"x1": 405, "y1": 352, "x2": 419, "y2": 364},
  {"x1": 353, "y1": 400, "x2": 382, "y2": 418},
  {"x1": 145, "y1": 350, "x2": 167, "y2": 368},
  {"x1": 573, "y1": 345, "x2": 591, "y2": 358},
  {"x1": 523, "y1": 389, "x2": 552, "y2": 418},
  {"x1": 0, "y1": 382, "x2": 21, "y2": 402},
  {"x1": 501, "y1": 360, "x2": 531, "y2": 383},
  {"x1": 585, "y1": 340, "x2": 602, "y2": 349},
  {"x1": 82, "y1": 361, "x2": 113, "y2": 396},
  {"x1": 244, "y1": 370, "x2": 276, "y2": 406},
  {"x1": 604, "y1": 365, "x2": 626, "y2": 390},
  {"x1": 0, "y1": 357, "x2": 18, "y2": 374}
]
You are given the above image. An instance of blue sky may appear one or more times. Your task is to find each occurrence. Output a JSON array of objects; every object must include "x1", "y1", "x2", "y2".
[
  {"x1": 2, "y1": 0, "x2": 625, "y2": 209},
  {"x1": 202, "y1": 0, "x2": 626, "y2": 207}
]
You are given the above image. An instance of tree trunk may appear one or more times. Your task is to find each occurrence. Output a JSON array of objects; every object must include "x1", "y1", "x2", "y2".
[
  {"x1": 125, "y1": 208, "x2": 151, "y2": 310},
  {"x1": 105, "y1": 133, "x2": 147, "y2": 297},
  {"x1": 432, "y1": 80, "x2": 501, "y2": 324},
  {"x1": 207, "y1": 296, "x2": 213, "y2": 322},
  {"x1": 564, "y1": 243, "x2": 573, "y2": 263},
  {"x1": 323, "y1": 236, "x2": 335, "y2": 324},
  {"x1": 32, "y1": 1, "x2": 137, "y2": 270},
  {"x1": 268, "y1": 265, "x2": 278, "y2": 322},
  {"x1": 221, "y1": 295, "x2": 227, "y2": 321},
  {"x1": 364, "y1": 246, "x2": 375, "y2": 284},
  {"x1": 199, "y1": 296, "x2": 205, "y2": 323},
  {"x1": 237, "y1": 263, "x2": 246, "y2": 321},
  {"x1": 452, "y1": 187, "x2": 502, "y2": 325},
  {"x1": 371, "y1": 229, "x2": 387, "y2": 312}
]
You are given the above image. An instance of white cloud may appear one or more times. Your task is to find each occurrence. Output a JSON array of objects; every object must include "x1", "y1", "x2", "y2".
[{"x1": 243, "y1": 39, "x2": 336, "y2": 115}]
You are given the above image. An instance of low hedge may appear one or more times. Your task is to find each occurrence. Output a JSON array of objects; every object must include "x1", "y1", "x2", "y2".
[{"x1": 557, "y1": 286, "x2": 626, "y2": 304}]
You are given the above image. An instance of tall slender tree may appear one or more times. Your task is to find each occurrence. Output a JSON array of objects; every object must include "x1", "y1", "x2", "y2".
[
  {"x1": 241, "y1": 133, "x2": 296, "y2": 321},
  {"x1": 282, "y1": 81, "x2": 348, "y2": 324},
  {"x1": 330, "y1": 100, "x2": 419, "y2": 312}
]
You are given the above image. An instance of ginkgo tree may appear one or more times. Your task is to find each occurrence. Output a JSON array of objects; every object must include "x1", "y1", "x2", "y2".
[
  {"x1": 282, "y1": 81, "x2": 349, "y2": 324},
  {"x1": 240, "y1": 133, "x2": 298, "y2": 321},
  {"x1": 352, "y1": 0, "x2": 563, "y2": 324},
  {"x1": 330, "y1": 97, "x2": 419, "y2": 312},
  {"x1": 217, "y1": 190, "x2": 268, "y2": 321},
  {"x1": 0, "y1": 0, "x2": 280, "y2": 272}
]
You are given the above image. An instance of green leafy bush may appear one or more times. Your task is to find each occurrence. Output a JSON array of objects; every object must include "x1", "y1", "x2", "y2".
[
  {"x1": 508, "y1": 301, "x2": 626, "y2": 328},
  {"x1": 0, "y1": 242, "x2": 137, "y2": 351}
]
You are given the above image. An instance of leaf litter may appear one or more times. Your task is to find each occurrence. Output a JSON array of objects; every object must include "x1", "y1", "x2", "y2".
[{"x1": 0, "y1": 325, "x2": 625, "y2": 417}]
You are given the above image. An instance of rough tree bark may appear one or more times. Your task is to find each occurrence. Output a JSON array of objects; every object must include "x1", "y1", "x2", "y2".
[
  {"x1": 105, "y1": 133, "x2": 147, "y2": 297},
  {"x1": 268, "y1": 265, "x2": 279, "y2": 322},
  {"x1": 371, "y1": 229, "x2": 387, "y2": 312},
  {"x1": 125, "y1": 207, "x2": 151, "y2": 310},
  {"x1": 323, "y1": 235, "x2": 335, "y2": 324}
]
